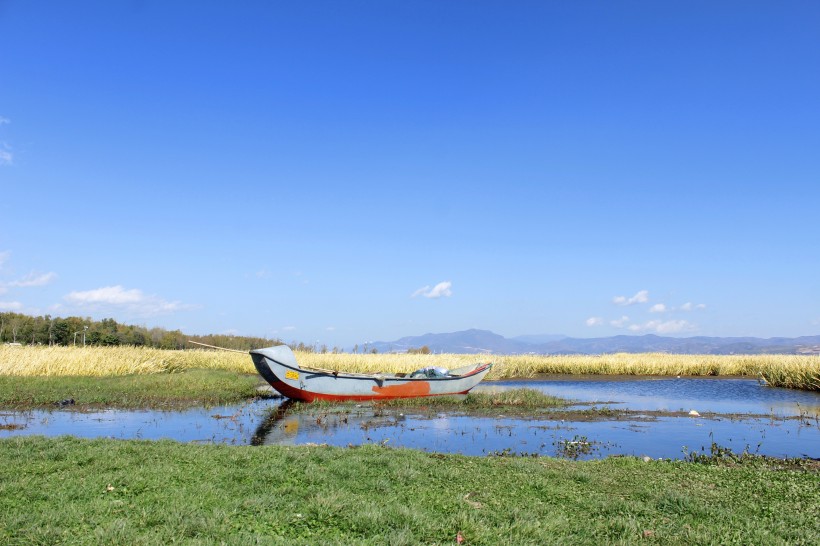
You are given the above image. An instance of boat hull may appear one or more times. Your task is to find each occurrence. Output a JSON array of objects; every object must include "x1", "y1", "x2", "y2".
[{"x1": 250, "y1": 345, "x2": 492, "y2": 402}]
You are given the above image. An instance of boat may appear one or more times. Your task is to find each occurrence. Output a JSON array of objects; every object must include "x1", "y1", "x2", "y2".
[{"x1": 250, "y1": 345, "x2": 493, "y2": 402}]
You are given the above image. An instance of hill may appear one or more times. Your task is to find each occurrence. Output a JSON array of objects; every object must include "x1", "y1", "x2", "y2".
[{"x1": 368, "y1": 329, "x2": 820, "y2": 355}]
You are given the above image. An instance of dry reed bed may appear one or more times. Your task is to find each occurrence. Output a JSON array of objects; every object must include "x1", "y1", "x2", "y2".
[{"x1": 1, "y1": 346, "x2": 817, "y2": 390}]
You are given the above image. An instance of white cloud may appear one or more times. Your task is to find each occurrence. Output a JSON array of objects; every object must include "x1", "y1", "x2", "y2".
[
  {"x1": 1, "y1": 118, "x2": 12, "y2": 166},
  {"x1": 66, "y1": 285, "x2": 143, "y2": 304},
  {"x1": 326, "y1": 326, "x2": 336, "y2": 331},
  {"x1": 680, "y1": 302, "x2": 707, "y2": 311},
  {"x1": 64, "y1": 285, "x2": 193, "y2": 317},
  {"x1": 0, "y1": 251, "x2": 9, "y2": 270},
  {"x1": 0, "y1": 301, "x2": 23, "y2": 311},
  {"x1": 649, "y1": 303, "x2": 667, "y2": 313},
  {"x1": 629, "y1": 319, "x2": 696, "y2": 334},
  {"x1": 8, "y1": 271, "x2": 57, "y2": 288},
  {"x1": 282, "y1": 326, "x2": 296, "y2": 331},
  {"x1": 610, "y1": 315, "x2": 631, "y2": 328},
  {"x1": 586, "y1": 317, "x2": 603, "y2": 326},
  {"x1": 613, "y1": 290, "x2": 649, "y2": 306},
  {"x1": 412, "y1": 281, "x2": 453, "y2": 299}
]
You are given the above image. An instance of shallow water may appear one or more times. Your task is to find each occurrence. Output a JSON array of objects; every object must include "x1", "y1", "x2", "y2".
[
  {"x1": 474, "y1": 377, "x2": 820, "y2": 416},
  {"x1": 2, "y1": 378, "x2": 819, "y2": 460},
  {"x1": 251, "y1": 408, "x2": 819, "y2": 460}
]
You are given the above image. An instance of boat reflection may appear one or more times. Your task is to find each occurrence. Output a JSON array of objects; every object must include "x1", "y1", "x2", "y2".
[{"x1": 250, "y1": 400, "x2": 297, "y2": 445}]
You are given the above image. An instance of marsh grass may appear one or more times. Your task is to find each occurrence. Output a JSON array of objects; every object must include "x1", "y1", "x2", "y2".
[
  {"x1": 0, "y1": 345, "x2": 252, "y2": 376},
  {"x1": 284, "y1": 388, "x2": 567, "y2": 417},
  {"x1": 0, "y1": 369, "x2": 265, "y2": 409},
  {"x1": 2, "y1": 345, "x2": 817, "y2": 390},
  {"x1": 377, "y1": 388, "x2": 566, "y2": 410},
  {"x1": 0, "y1": 436, "x2": 817, "y2": 544}
]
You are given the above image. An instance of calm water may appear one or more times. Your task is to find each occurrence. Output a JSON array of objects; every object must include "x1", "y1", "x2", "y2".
[
  {"x1": 473, "y1": 377, "x2": 820, "y2": 416},
  {"x1": 2, "y1": 378, "x2": 819, "y2": 460}
]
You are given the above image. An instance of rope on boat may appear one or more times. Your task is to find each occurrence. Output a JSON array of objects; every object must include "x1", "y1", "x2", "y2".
[{"x1": 186, "y1": 340, "x2": 248, "y2": 354}]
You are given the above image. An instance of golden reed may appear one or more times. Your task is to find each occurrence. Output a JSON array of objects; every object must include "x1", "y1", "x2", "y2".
[{"x1": 1, "y1": 346, "x2": 817, "y2": 390}]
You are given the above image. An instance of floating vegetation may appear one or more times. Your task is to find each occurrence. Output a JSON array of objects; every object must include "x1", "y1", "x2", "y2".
[
  {"x1": 554, "y1": 435, "x2": 597, "y2": 460},
  {"x1": 376, "y1": 388, "x2": 566, "y2": 410},
  {"x1": 683, "y1": 442, "x2": 820, "y2": 471},
  {"x1": 0, "y1": 422, "x2": 26, "y2": 431}
]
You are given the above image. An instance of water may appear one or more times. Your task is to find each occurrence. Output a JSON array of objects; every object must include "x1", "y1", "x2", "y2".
[
  {"x1": 251, "y1": 409, "x2": 819, "y2": 460},
  {"x1": 2, "y1": 378, "x2": 819, "y2": 460},
  {"x1": 474, "y1": 377, "x2": 820, "y2": 416}
]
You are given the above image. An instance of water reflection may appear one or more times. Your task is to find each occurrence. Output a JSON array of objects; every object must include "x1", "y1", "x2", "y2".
[
  {"x1": 249, "y1": 403, "x2": 820, "y2": 460},
  {"x1": 2, "y1": 378, "x2": 819, "y2": 460},
  {"x1": 0, "y1": 400, "x2": 272, "y2": 444}
]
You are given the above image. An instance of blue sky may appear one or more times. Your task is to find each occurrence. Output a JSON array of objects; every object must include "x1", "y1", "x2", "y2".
[{"x1": 1, "y1": 1, "x2": 819, "y2": 347}]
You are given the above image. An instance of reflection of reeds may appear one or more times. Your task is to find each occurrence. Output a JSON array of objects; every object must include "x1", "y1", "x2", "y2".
[{"x1": 1, "y1": 346, "x2": 818, "y2": 391}]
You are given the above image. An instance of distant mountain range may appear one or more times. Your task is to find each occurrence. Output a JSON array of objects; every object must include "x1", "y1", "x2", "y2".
[{"x1": 367, "y1": 329, "x2": 820, "y2": 355}]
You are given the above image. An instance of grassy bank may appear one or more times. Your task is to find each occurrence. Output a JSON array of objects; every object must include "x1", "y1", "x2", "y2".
[
  {"x1": 0, "y1": 370, "x2": 265, "y2": 409},
  {"x1": 0, "y1": 437, "x2": 817, "y2": 545},
  {"x1": 2, "y1": 345, "x2": 818, "y2": 390},
  {"x1": 375, "y1": 388, "x2": 566, "y2": 414}
]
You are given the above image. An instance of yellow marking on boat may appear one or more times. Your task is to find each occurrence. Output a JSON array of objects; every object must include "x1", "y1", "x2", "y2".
[{"x1": 285, "y1": 370, "x2": 299, "y2": 380}]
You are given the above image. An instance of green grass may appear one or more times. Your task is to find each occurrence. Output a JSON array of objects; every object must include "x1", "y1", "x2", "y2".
[
  {"x1": 0, "y1": 370, "x2": 267, "y2": 409},
  {"x1": 292, "y1": 388, "x2": 568, "y2": 416},
  {"x1": 0, "y1": 437, "x2": 817, "y2": 545},
  {"x1": 380, "y1": 388, "x2": 566, "y2": 409}
]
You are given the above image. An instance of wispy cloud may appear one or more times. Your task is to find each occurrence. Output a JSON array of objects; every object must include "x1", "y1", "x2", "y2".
[
  {"x1": 628, "y1": 319, "x2": 696, "y2": 334},
  {"x1": 610, "y1": 315, "x2": 630, "y2": 328},
  {"x1": 585, "y1": 317, "x2": 603, "y2": 326},
  {"x1": 0, "y1": 301, "x2": 23, "y2": 311},
  {"x1": 8, "y1": 271, "x2": 57, "y2": 288},
  {"x1": 0, "y1": 117, "x2": 12, "y2": 166},
  {"x1": 0, "y1": 143, "x2": 12, "y2": 166},
  {"x1": 64, "y1": 285, "x2": 194, "y2": 317},
  {"x1": 412, "y1": 281, "x2": 453, "y2": 299},
  {"x1": 680, "y1": 302, "x2": 707, "y2": 311},
  {"x1": 649, "y1": 303, "x2": 666, "y2": 313},
  {"x1": 0, "y1": 251, "x2": 9, "y2": 270},
  {"x1": 613, "y1": 290, "x2": 648, "y2": 306}
]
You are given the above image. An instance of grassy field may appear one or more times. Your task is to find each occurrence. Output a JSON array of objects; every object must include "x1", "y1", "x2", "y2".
[
  {"x1": 0, "y1": 369, "x2": 265, "y2": 409},
  {"x1": 2, "y1": 345, "x2": 818, "y2": 390},
  {"x1": 0, "y1": 436, "x2": 817, "y2": 545}
]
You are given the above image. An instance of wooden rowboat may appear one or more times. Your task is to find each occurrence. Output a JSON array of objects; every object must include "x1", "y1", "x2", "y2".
[{"x1": 250, "y1": 345, "x2": 493, "y2": 402}]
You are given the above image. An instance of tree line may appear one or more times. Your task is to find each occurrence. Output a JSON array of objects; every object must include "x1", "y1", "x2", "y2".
[{"x1": 0, "y1": 312, "x2": 284, "y2": 351}]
